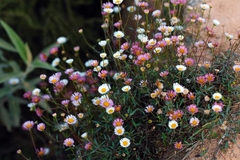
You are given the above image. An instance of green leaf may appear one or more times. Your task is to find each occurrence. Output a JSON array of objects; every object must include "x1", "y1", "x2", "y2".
[
  {"x1": 8, "y1": 96, "x2": 21, "y2": 127},
  {"x1": 25, "y1": 43, "x2": 32, "y2": 65},
  {"x1": 0, "y1": 100, "x2": 12, "y2": 131},
  {"x1": 31, "y1": 60, "x2": 58, "y2": 71},
  {"x1": 0, "y1": 72, "x2": 24, "y2": 84},
  {"x1": 0, "y1": 38, "x2": 17, "y2": 52},
  {"x1": 0, "y1": 20, "x2": 27, "y2": 65},
  {"x1": 0, "y1": 85, "x2": 22, "y2": 98}
]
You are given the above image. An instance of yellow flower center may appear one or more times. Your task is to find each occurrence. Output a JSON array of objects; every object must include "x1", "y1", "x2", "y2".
[
  {"x1": 171, "y1": 123, "x2": 177, "y2": 129},
  {"x1": 176, "y1": 88, "x2": 181, "y2": 92},
  {"x1": 214, "y1": 95, "x2": 220, "y2": 99},
  {"x1": 235, "y1": 67, "x2": 240, "y2": 72},
  {"x1": 26, "y1": 123, "x2": 32, "y2": 129},
  {"x1": 68, "y1": 118, "x2": 74, "y2": 123},
  {"x1": 74, "y1": 96, "x2": 79, "y2": 101},
  {"x1": 117, "y1": 129, "x2": 122, "y2": 134},
  {"x1": 192, "y1": 120, "x2": 198, "y2": 126},
  {"x1": 122, "y1": 141, "x2": 128, "y2": 146},
  {"x1": 189, "y1": 108, "x2": 196, "y2": 113},
  {"x1": 51, "y1": 79, "x2": 57, "y2": 83},
  {"x1": 103, "y1": 101, "x2": 110, "y2": 107},
  {"x1": 101, "y1": 88, "x2": 107, "y2": 93}
]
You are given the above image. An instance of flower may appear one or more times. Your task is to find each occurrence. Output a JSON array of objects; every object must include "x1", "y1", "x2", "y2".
[
  {"x1": 114, "y1": 31, "x2": 124, "y2": 38},
  {"x1": 122, "y1": 85, "x2": 131, "y2": 92},
  {"x1": 174, "y1": 142, "x2": 183, "y2": 149},
  {"x1": 114, "y1": 126, "x2": 125, "y2": 135},
  {"x1": 37, "y1": 123, "x2": 46, "y2": 131},
  {"x1": 213, "y1": 19, "x2": 220, "y2": 26},
  {"x1": 205, "y1": 73, "x2": 215, "y2": 82},
  {"x1": 85, "y1": 142, "x2": 92, "y2": 150},
  {"x1": 65, "y1": 115, "x2": 77, "y2": 125},
  {"x1": 212, "y1": 104, "x2": 222, "y2": 113},
  {"x1": 212, "y1": 92, "x2": 222, "y2": 100},
  {"x1": 120, "y1": 138, "x2": 131, "y2": 148},
  {"x1": 57, "y1": 36, "x2": 67, "y2": 44},
  {"x1": 177, "y1": 45, "x2": 188, "y2": 56},
  {"x1": 113, "y1": 118, "x2": 124, "y2": 127},
  {"x1": 200, "y1": 4, "x2": 210, "y2": 10},
  {"x1": 173, "y1": 83, "x2": 184, "y2": 93},
  {"x1": 189, "y1": 117, "x2": 200, "y2": 127},
  {"x1": 81, "y1": 132, "x2": 88, "y2": 139},
  {"x1": 98, "y1": 83, "x2": 111, "y2": 94},
  {"x1": 176, "y1": 65, "x2": 186, "y2": 71},
  {"x1": 106, "y1": 107, "x2": 115, "y2": 114},
  {"x1": 113, "y1": 0, "x2": 123, "y2": 5},
  {"x1": 66, "y1": 59, "x2": 73, "y2": 64},
  {"x1": 187, "y1": 104, "x2": 198, "y2": 114},
  {"x1": 168, "y1": 120, "x2": 178, "y2": 129},
  {"x1": 100, "y1": 59, "x2": 109, "y2": 67},
  {"x1": 145, "y1": 105, "x2": 155, "y2": 113},
  {"x1": 63, "y1": 138, "x2": 74, "y2": 147},
  {"x1": 32, "y1": 88, "x2": 41, "y2": 96},
  {"x1": 152, "y1": 10, "x2": 161, "y2": 17},
  {"x1": 78, "y1": 113, "x2": 84, "y2": 119},
  {"x1": 184, "y1": 58, "x2": 194, "y2": 66},
  {"x1": 8, "y1": 77, "x2": 20, "y2": 85},
  {"x1": 98, "y1": 40, "x2": 107, "y2": 47},
  {"x1": 22, "y1": 121, "x2": 34, "y2": 130},
  {"x1": 51, "y1": 58, "x2": 60, "y2": 67},
  {"x1": 233, "y1": 64, "x2": 240, "y2": 72}
]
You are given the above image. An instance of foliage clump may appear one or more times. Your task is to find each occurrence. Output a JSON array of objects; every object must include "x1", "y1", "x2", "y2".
[{"x1": 17, "y1": 0, "x2": 240, "y2": 159}]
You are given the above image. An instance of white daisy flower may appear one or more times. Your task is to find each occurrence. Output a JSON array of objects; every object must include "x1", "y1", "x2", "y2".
[
  {"x1": 114, "y1": 126, "x2": 125, "y2": 136},
  {"x1": 173, "y1": 83, "x2": 184, "y2": 93},
  {"x1": 65, "y1": 115, "x2": 77, "y2": 125},
  {"x1": 212, "y1": 93, "x2": 222, "y2": 100},
  {"x1": 168, "y1": 120, "x2": 178, "y2": 129},
  {"x1": 121, "y1": 85, "x2": 131, "y2": 92},
  {"x1": 120, "y1": 138, "x2": 131, "y2": 148},
  {"x1": 98, "y1": 83, "x2": 111, "y2": 94}
]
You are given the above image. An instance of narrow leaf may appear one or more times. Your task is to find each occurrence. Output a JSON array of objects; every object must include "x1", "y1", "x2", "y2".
[
  {"x1": 32, "y1": 60, "x2": 58, "y2": 71},
  {"x1": 0, "y1": 38, "x2": 17, "y2": 52},
  {"x1": 25, "y1": 43, "x2": 32, "y2": 66},
  {"x1": 0, "y1": 101, "x2": 12, "y2": 131},
  {"x1": 0, "y1": 20, "x2": 27, "y2": 65},
  {"x1": 8, "y1": 96, "x2": 21, "y2": 127},
  {"x1": 0, "y1": 72, "x2": 24, "y2": 84}
]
